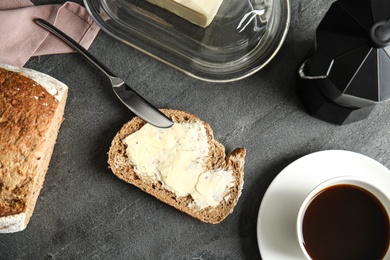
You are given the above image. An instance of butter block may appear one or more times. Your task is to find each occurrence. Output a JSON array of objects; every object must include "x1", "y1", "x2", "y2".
[{"x1": 145, "y1": 0, "x2": 224, "y2": 27}]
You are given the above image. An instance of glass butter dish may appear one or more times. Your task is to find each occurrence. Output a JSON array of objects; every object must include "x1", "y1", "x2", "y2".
[{"x1": 84, "y1": 0, "x2": 290, "y2": 82}]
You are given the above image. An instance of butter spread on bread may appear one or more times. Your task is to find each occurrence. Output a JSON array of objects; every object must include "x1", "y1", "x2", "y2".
[
  {"x1": 108, "y1": 109, "x2": 245, "y2": 224},
  {"x1": 0, "y1": 64, "x2": 68, "y2": 233},
  {"x1": 145, "y1": 0, "x2": 224, "y2": 27},
  {"x1": 122, "y1": 122, "x2": 234, "y2": 209}
]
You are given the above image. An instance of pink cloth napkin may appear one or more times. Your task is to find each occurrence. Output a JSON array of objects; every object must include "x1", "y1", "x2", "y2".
[{"x1": 0, "y1": 0, "x2": 101, "y2": 67}]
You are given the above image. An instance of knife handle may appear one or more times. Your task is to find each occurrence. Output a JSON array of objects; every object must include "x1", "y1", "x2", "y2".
[{"x1": 35, "y1": 18, "x2": 117, "y2": 79}]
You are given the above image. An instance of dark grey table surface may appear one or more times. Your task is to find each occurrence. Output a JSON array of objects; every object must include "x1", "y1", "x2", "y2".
[{"x1": 2, "y1": 0, "x2": 390, "y2": 259}]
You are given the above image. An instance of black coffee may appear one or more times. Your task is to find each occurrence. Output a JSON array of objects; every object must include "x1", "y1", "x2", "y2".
[{"x1": 302, "y1": 184, "x2": 390, "y2": 260}]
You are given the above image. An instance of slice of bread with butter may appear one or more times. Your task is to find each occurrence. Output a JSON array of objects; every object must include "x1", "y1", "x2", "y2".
[{"x1": 108, "y1": 109, "x2": 245, "y2": 224}]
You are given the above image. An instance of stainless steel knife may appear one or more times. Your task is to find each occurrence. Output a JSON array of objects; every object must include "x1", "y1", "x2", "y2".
[{"x1": 35, "y1": 18, "x2": 173, "y2": 128}]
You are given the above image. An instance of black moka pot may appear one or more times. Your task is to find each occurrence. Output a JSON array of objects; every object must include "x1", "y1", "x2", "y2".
[{"x1": 297, "y1": 0, "x2": 390, "y2": 125}]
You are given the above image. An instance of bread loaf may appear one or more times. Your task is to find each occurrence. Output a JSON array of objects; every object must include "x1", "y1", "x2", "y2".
[
  {"x1": 108, "y1": 109, "x2": 245, "y2": 224},
  {"x1": 0, "y1": 64, "x2": 68, "y2": 233}
]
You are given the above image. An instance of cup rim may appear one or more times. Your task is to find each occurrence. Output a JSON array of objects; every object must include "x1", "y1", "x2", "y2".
[{"x1": 296, "y1": 175, "x2": 390, "y2": 260}]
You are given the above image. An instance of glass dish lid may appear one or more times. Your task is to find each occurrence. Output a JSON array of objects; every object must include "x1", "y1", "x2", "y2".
[{"x1": 84, "y1": 0, "x2": 290, "y2": 82}]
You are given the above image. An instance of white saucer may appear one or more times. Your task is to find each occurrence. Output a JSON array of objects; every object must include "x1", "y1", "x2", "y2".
[{"x1": 256, "y1": 150, "x2": 390, "y2": 259}]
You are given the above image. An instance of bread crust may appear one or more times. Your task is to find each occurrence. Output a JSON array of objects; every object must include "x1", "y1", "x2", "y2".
[
  {"x1": 108, "y1": 109, "x2": 245, "y2": 224},
  {"x1": 0, "y1": 64, "x2": 68, "y2": 232}
]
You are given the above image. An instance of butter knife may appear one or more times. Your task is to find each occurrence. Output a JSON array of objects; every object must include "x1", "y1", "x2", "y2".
[{"x1": 35, "y1": 18, "x2": 173, "y2": 128}]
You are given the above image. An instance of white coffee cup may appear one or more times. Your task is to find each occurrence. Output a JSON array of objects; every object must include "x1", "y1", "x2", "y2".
[{"x1": 296, "y1": 176, "x2": 390, "y2": 260}]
